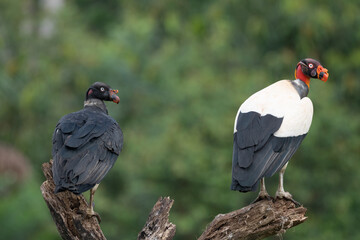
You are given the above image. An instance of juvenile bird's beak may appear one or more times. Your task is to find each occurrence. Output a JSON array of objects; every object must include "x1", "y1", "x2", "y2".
[
  {"x1": 110, "y1": 89, "x2": 120, "y2": 104},
  {"x1": 317, "y1": 65, "x2": 329, "y2": 82}
]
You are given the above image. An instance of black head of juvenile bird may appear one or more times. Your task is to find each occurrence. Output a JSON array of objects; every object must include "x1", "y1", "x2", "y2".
[{"x1": 85, "y1": 82, "x2": 120, "y2": 104}]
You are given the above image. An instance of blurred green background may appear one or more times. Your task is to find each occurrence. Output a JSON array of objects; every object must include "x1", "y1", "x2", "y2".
[{"x1": 1, "y1": 0, "x2": 359, "y2": 239}]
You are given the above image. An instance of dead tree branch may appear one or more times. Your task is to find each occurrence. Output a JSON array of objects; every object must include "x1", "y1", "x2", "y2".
[
  {"x1": 41, "y1": 160, "x2": 306, "y2": 240},
  {"x1": 41, "y1": 160, "x2": 106, "y2": 240},
  {"x1": 137, "y1": 197, "x2": 176, "y2": 240},
  {"x1": 198, "y1": 199, "x2": 307, "y2": 240}
]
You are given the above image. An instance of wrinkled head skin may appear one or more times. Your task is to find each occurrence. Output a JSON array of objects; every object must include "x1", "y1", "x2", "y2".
[
  {"x1": 297, "y1": 58, "x2": 329, "y2": 82},
  {"x1": 86, "y1": 82, "x2": 120, "y2": 104}
]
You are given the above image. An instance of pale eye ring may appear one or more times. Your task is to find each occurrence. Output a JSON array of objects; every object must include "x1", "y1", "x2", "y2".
[
  {"x1": 100, "y1": 87, "x2": 105, "y2": 92},
  {"x1": 309, "y1": 63, "x2": 314, "y2": 68}
]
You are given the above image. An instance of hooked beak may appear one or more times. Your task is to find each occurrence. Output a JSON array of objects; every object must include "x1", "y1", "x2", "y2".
[
  {"x1": 109, "y1": 89, "x2": 120, "y2": 104},
  {"x1": 317, "y1": 65, "x2": 329, "y2": 82}
]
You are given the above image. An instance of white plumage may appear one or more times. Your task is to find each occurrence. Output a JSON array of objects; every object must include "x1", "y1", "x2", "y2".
[
  {"x1": 234, "y1": 80, "x2": 313, "y2": 137},
  {"x1": 231, "y1": 58, "x2": 329, "y2": 203}
]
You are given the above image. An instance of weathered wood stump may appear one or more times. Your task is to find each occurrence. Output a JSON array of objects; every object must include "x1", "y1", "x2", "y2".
[
  {"x1": 138, "y1": 197, "x2": 176, "y2": 240},
  {"x1": 41, "y1": 160, "x2": 106, "y2": 240},
  {"x1": 198, "y1": 199, "x2": 307, "y2": 240},
  {"x1": 41, "y1": 160, "x2": 307, "y2": 240}
]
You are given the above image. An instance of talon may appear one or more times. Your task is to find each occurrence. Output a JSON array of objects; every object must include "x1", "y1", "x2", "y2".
[
  {"x1": 93, "y1": 212, "x2": 102, "y2": 223},
  {"x1": 85, "y1": 209, "x2": 102, "y2": 223},
  {"x1": 275, "y1": 191, "x2": 301, "y2": 207},
  {"x1": 251, "y1": 193, "x2": 274, "y2": 204},
  {"x1": 250, "y1": 178, "x2": 274, "y2": 204}
]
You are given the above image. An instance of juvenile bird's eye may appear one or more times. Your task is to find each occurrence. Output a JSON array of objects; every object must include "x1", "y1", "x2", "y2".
[
  {"x1": 309, "y1": 63, "x2": 314, "y2": 68},
  {"x1": 100, "y1": 87, "x2": 105, "y2": 92}
]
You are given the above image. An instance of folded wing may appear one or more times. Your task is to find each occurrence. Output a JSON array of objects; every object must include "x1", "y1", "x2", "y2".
[{"x1": 52, "y1": 109, "x2": 123, "y2": 194}]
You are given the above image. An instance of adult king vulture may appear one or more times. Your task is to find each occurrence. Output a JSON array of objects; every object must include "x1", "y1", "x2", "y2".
[
  {"x1": 52, "y1": 82, "x2": 123, "y2": 221},
  {"x1": 231, "y1": 58, "x2": 329, "y2": 204}
]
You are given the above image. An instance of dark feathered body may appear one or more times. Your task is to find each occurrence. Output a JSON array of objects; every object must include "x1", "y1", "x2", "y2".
[{"x1": 52, "y1": 99, "x2": 123, "y2": 194}]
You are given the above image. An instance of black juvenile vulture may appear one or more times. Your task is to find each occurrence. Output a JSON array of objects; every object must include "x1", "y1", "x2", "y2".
[
  {"x1": 52, "y1": 82, "x2": 123, "y2": 220},
  {"x1": 231, "y1": 58, "x2": 329, "y2": 204}
]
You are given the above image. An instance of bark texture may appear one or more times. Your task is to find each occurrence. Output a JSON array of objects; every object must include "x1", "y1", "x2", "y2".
[
  {"x1": 41, "y1": 160, "x2": 106, "y2": 240},
  {"x1": 137, "y1": 197, "x2": 176, "y2": 240},
  {"x1": 41, "y1": 160, "x2": 306, "y2": 240},
  {"x1": 198, "y1": 199, "x2": 307, "y2": 240}
]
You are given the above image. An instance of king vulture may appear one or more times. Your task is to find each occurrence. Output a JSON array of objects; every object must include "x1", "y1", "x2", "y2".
[
  {"x1": 231, "y1": 58, "x2": 329, "y2": 203},
  {"x1": 52, "y1": 82, "x2": 123, "y2": 221}
]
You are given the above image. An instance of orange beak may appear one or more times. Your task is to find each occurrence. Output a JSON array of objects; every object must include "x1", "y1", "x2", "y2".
[
  {"x1": 110, "y1": 89, "x2": 120, "y2": 104},
  {"x1": 317, "y1": 65, "x2": 329, "y2": 82}
]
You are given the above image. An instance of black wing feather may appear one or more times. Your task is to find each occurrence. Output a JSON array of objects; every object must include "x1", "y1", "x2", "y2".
[
  {"x1": 234, "y1": 112, "x2": 283, "y2": 168},
  {"x1": 264, "y1": 135, "x2": 306, "y2": 177},
  {"x1": 231, "y1": 111, "x2": 306, "y2": 192},
  {"x1": 52, "y1": 107, "x2": 123, "y2": 194}
]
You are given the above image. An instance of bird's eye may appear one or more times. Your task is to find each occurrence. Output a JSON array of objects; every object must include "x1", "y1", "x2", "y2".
[
  {"x1": 309, "y1": 63, "x2": 314, "y2": 68},
  {"x1": 100, "y1": 87, "x2": 105, "y2": 92}
]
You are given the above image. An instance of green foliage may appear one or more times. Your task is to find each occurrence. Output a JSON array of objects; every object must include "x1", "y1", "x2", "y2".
[{"x1": 0, "y1": 0, "x2": 360, "y2": 239}]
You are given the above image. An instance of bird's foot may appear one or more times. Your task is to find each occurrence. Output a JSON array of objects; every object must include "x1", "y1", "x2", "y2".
[
  {"x1": 275, "y1": 190, "x2": 301, "y2": 207},
  {"x1": 84, "y1": 208, "x2": 102, "y2": 223},
  {"x1": 251, "y1": 191, "x2": 274, "y2": 204}
]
